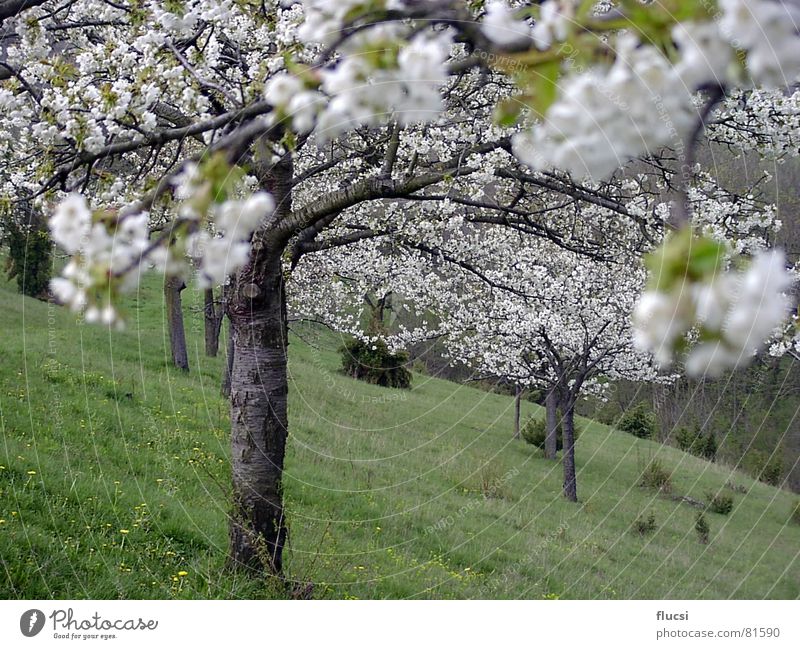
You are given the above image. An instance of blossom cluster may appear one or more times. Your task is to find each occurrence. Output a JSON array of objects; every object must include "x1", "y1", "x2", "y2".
[
  {"x1": 514, "y1": 0, "x2": 800, "y2": 181},
  {"x1": 2, "y1": 0, "x2": 798, "y2": 384},
  {"x1": 186, "y1": 192, "x2": 275, "y2": 288},
  {"x1": 633, "y1": 250, "x2": 795, "y2": 377},
  {"x1": 512, "y1": 29, "x2": 724, "y2": 180},
  {"x1": 48, "y1": 162, "x2": 275, "y2": 322},
  {"x1": 48, "y1": 195, "x2": 149, "y2": 326},
  {"x1": 481, "y1": 1, "x2": 571, "y2": 50},
  {"x1": 266, "y1": 28, "x2": 453, "y2": 138},
  {"x1": 719, "y1": 0, "x2": 800, "y2": 87}
]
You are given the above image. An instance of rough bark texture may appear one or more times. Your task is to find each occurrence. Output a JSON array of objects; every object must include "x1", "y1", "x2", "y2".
[
  {"x1": 203, "y1": 287, "x2": 224, "y2": 357},
  {"x1": 227, "y1": 155, "x2": 293, "y2": 574},
  {"x1": 513, "y1": 385, "x2": 522, "y2": 440},
  {"x1": 562, "y1": 398, "x2": 578, "y2": 502},
  {"x1": 222, "y1": 321, "x2": 234, "y2": 397},
  {"x1": 164, "y1": 276, "x2": 189, "y2": 371},
  {"x1": 545, "y1": 388, "x2": 558, "y2": 460}
]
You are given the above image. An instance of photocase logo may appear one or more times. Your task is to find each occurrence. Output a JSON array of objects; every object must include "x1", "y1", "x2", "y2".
[{"x1": 20, "y1": 609, "x2": 45, "y2": 637}]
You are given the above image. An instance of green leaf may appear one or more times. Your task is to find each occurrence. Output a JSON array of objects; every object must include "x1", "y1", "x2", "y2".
[{"x1": 493, "y1": 98, "x2": 524, "y2": 127}]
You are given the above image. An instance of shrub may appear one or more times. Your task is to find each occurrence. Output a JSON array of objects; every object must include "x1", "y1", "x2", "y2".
[
  {"x1": 618, "y1": 403, "x2": 656, "y2": 439},
  {"x1": 676, "y1": 426, "x2": 699, "y2": 453},
  {"x1": 701, "y1": 431, "x2": 717, "y2": 462},
  {"x1": 745, "y1": 450, "x2": 784, "y2": 487},
  {"x1": 639, "y1": 459, "x2": 672, "y2": 493},
  {"x1": 791, "y1": 502, "x2": 800, "y2": 526},
  {"x1": 760, "y1": 457, "x2": 784, "y2": 487},
  {"x1": 521, "y1": 417, "x2": 546, "y2": 447},
  {"x1": 706, "y1": 493, "x2": 734, "y2": 515},
  {"x1": 339, "y1": 338, "x2": 412, "y2": 389},
  {"x1": 2, "y1": 216, "x2": 51, "y2": 299},
  {"x1": 632, "y1": 512, "x2": 657, "y2": 536},
  {"x1": 675, "y1": 424, "x2": 716, "y2": 461},
  {"x1": 520, "y1": 417, "x2": 570, "y2": 450},
  {"x1": 695, "y1": 513, "x2": 710, "y2": 544}
]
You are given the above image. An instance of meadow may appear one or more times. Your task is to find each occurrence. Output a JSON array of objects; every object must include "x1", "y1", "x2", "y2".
[{"x1": 0, "y1": 275, "x2": 798, "y2": 599}]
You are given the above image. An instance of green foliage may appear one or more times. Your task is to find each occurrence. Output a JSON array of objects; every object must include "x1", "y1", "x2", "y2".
[
  {"x1": 745, "y1": 450, "x2": 784, "y2": 487},
  {"x1": 676, "y1": 425, "x2": 700, "y2": 453},
  {"x1": 2, "y1": 219, "x2": 51, "y2": 299},
  {"x1": 695, "y1": 513, "x2": 710, "y2": 544},
  {"x1": 632, "y1": 512, "x2": 657, "y2": 536},
  {"x1": 791, "y1": 502, "x2": 800, "y2": 526},
  {"x1": 676, "y1": 425, "x2": 716, "y2": 461},
  {"x1": 520, "y1": 417, "x2": 571, "y2": 450},
  {"x1": 340, "y1": 338, "x2": 412, "y2": 389},
  {"x1": 618, "y1": 403, "x2": 656, "y2": 439},
  {"x1": 639, "y1": 458, "x2": 672, "y2": 493},
  {"x1": 645, "y1": 226, "x2": 726, "y2": 292},
  {"x1": 706, "y1": 493, "x2": 734, "y2": 515},
  {"x1": 703, "y1": 431, "x2": 718, "y2": 462}
]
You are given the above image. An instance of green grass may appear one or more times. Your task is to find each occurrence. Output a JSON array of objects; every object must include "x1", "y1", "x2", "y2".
[{"x1": 0, "y1": 273, "x2": 798, "y2": 599}]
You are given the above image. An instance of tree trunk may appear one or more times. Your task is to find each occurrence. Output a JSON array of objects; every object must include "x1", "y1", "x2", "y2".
[
  {"x1": 513, "y1": 384, "x2": 522, "y2": 439},
  {"x1": 203, "y1": 287, "x2": 224, "y2": 357},
  {"x1": 227, "y1": 154, "x2": 293, "y2": 575},
  {"x1": 164, "y1": 276, "x2": 189, "y2": 371},
  {"x1": 221, "y1": 319, "x2": 234, "y2": 398},
  {"x1": 562, "y1": 398, "x2": 578, "y2": 502},
  {"x1": 545, "y1": 388, "x2": 558, "y2": 460}
]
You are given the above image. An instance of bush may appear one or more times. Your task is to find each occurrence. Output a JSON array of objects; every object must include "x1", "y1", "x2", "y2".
[
  {"x1": 520, "y1": 417, "x2": 571, "y2": 450},
  {"x1": 618, "y1": 403, "x2": 656, "y2": 439},
  {"x1": 676, "y1": 425, "x2": 717, "y2": 462},
  {"x1": 676, "y1": 426, "x2": 699, "y2": 453},
  {"x1": 632, "y1": 512, "x2": 657, "y2": 536},
  {"x1": 706, "y1": 493, "x2": 734, "y2": 515},
  {"x1": 2, "y1": 216, "x2": 51, "y2": 299},
  {"x1": 639, "y1": 458, "x2": 672, "y2": 493},
  {"x1": 521, "y1": 417, "x2": 546, "y2": 447},
  {"x1": 695, "y1": 513, "x2": 710, "y2": 544},
  {"x1": 702, "y1": 431, "x2": 717, "y2": 462},
  {"x1": 791, "y1": 502, "x2": 800, "y2": 526},
  {"x1": 339, "y1": 338, "x2": 412, "y2": 389},
  {"x1": 745, "y1": 450, "x2": 784, "y2": 487}
]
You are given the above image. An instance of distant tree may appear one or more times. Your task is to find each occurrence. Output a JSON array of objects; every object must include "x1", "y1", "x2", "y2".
[{"x1": 2, "y1": 204, "x2": 51, "y2": 299}]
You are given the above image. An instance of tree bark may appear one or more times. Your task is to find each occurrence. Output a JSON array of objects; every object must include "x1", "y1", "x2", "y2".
[
  {"x1": 513, "y1": 384, "x2": 522, "y2": 440},
  {"x1": 164, "y1": 276, "x2": 189, "y2": 371},
  {"x1": 545, "y1": 388, "x2": 558, "y2": 460},
  {"x1": 562, "y1": 398, "x2": 578, "y2": 502},
  {"x1": 227, "y1": 154, "x2": 293, "y2": 575},
  {"x1": 221, "y1": 318, "x2": 234, "y2": 398},
  {"x1": 203, "y1": 287, "x2": 224, "y2": 357}
]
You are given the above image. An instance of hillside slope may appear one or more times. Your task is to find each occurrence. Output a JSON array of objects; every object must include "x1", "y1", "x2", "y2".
[{"x1": 0, "y1": 276, "x2": 798, "y2": 599}]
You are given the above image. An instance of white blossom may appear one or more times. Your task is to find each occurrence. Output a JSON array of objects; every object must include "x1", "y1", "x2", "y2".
[
  {"x1": 481, "y1": 1, "x2": 533, "y2": 48},
  {"x1": 50, "y1": 194, "x2": 91, "y2": 254},
  {"x1": 719, "y1": 0, "x2": 800, "y2": 87}
]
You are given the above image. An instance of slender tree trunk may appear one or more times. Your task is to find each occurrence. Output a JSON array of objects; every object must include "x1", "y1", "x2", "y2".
[
  {"x1": 562, "y1": 397, "x2": 578, "y2": 502},
  {"x1": 203, "y1": 287, "x2": 224, "y2": 357},
  {"x1": 164, "y1": 276, "x2": 189, "y2": 371},
  {"x1": 227, "y1": 154, "x2": 293, "y2": 574},
  {"x1": 545, "y1": 388, "x2": 558, "y2": 460},
  {"x1": 513, "y1": 384, "x2": 522, "y2": 439},
  {"x1": 221, "y1": 318, "x2": 234, "y2": 397}
]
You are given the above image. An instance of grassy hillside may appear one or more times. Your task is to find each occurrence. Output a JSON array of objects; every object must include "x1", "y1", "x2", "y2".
[{"x1": 0, "y1": 274, "x2": 798, "y2": 599}]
